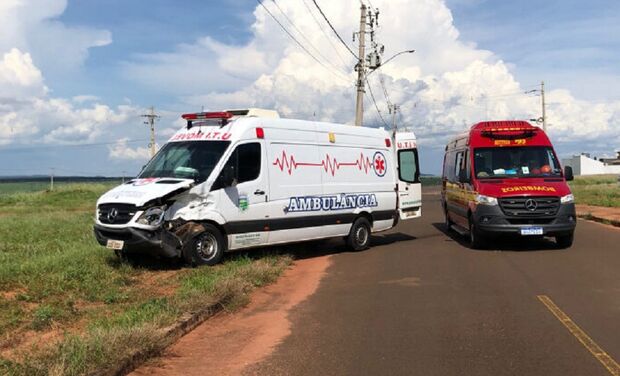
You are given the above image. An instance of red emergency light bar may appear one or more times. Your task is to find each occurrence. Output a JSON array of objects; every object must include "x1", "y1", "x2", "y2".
[
  {"x1": 181, "y1": 111, "x2": 233, "y2": 120},
  {"x1": 182, "y1": 111, "x2": 234, "y2": 129}
]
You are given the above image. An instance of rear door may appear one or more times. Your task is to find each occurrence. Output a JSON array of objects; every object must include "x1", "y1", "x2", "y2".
[{"x1": 397, "y1": 147, "x2": 422, "y2": 219}]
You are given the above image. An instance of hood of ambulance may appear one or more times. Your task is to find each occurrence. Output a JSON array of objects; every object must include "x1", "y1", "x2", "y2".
[
  {"x1": 97, "y1": 178, "x2": 195, "y2": 207},
  {"x1": 476, "y1": 177, "x2": 571, "y2": 198}
]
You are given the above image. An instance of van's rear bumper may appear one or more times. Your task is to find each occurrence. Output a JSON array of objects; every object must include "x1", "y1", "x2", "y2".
[
  {"x1": 93, "y1": 224, "x2": 181, "y2": 258},
  {"x1": 473, "y1": 203, "x2": 576, "y2": 237}
]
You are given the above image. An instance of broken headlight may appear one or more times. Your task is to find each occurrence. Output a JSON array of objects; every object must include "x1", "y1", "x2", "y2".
[{"x1": 136, "y1": 206, "x2": 166, "y2": 226}]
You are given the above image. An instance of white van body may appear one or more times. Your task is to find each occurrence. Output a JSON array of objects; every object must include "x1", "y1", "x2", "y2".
[{"x1": 93, "y1": 111, "x2": 421, "y2": 263}]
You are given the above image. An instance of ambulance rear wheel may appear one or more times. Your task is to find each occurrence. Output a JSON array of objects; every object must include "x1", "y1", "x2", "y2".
[
  {"x1": 468, "y1": 217, "x2": 486, "y2": 249},
  {"x1": 347, "y1": 217, "x2": 371, "y2": 251},
  {"x1": 444, "y1": 206, "x2": 453, "y2": 232},
  {"x1": 186, "y1": 225, "x2": 225, "y2": 266}
]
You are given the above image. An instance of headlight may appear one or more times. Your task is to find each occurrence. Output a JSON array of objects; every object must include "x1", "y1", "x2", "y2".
[
  {"x1": 136, "y1": 206, "x2": 166, "y2": 226},
  {"x1": 560, "y1": 194, "x2": 574, "y2": 204},
  {"x1": 475, "y1": 194, "x2": 498, "y2": 206}
]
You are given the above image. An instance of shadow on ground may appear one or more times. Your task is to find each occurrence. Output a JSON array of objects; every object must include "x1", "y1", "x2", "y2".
[
  {"x1": 103, "y1": 231, "x2": 417, "y2": 270},
  {"x1": 432, "y1": 222, "x2": 563, "y2": 252}
]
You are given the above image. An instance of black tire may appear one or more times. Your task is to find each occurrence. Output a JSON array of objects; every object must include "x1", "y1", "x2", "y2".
[
  {"x1": 184, "y1": 224, "x2": 225, "y2": 266},
  {"x1": 444, "y1": 206, "x2": 453, "y2": 232},
  {"x1": 347, "y1": 217, "x2": 371, "y2": 251},
  {"x1": 555, "y1": 233, "x2": 574, "y2": 249},
  {"x1": 468, "y1": 216, "x2": 486, "y2": 249}
]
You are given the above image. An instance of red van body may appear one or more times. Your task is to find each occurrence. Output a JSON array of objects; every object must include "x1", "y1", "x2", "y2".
[{"x1": 441, "y1": 121, "x2": 576, "y2": 248}]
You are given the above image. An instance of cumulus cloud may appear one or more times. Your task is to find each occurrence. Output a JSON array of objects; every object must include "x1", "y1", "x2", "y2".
[
  {"x1": 125, "y1": 0, "x2": 619, "y2": 154},
  {"x1": 0, "y1": 48, "x2": 140, "y2": 146},
  {"x1": 0, "y1": 0, "x2": 112, "y2": 74}
]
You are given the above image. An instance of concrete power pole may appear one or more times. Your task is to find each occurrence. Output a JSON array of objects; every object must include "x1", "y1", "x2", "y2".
[
  {"x1": 541, "y1": 81, "x2": 547, "y2": 132},
  {"x1": 354, "y1": 4, "x2": 367, "y2": 127},
  {"x1": 141, "y1": 107, "x2": 160, "y2": 158},
  {"x1": 389, "y1": 103, "x2": 400, "y2": 138}
]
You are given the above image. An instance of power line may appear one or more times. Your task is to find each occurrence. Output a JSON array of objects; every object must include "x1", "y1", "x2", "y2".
[
  {"x1": 270, "y1": 0, "x2": 349, "y2": 76},
  {"x1": 365, "y1": 77, "x2": 389, "y2": 127},
  {"x1": 301, "y1": 0, "x2": 351, "y2": 69},
  {"x1": 311, "y1": 0, "x2": 359, "y2": 59},
  {"x1": 256, "y1": 0, "x2": 350, "y2": 84}
]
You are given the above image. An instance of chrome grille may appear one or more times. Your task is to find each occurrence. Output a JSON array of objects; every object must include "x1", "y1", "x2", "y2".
[{"x1": 499, "y1": 196, "x2": 560, "y2": 217}]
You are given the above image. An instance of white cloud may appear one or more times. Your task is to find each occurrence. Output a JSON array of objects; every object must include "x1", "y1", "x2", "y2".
[
  {"x1": 144, "y1": 0, "x2": 617, "y2": 154},
  {"x1": 0, "y1": 48, "x2": 140, "y2": 146},
  {"x1": 0, "y1": 0, "x2": 112, "y2": 74},
  {"x1": 0, "y1": 48, "x2": 47, "y2": 98},
  {"x1": 108, "y1": 138, "x2": 152, "y2": 161}
]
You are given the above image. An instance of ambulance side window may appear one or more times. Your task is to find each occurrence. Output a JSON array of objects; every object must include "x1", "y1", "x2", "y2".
[
  {"x1": 217, "y1": 143, "x2": 261, "y2": 188},
  {"x1": 455, "y1": 152, "x2": 464, "y2": 179},
  {"x1": 237, "y1": 143, "x2": 261, "y2": 183},
  {"x1": 444, "y1": 151, "x2": 456, "y2": 181},
  {"x1": 398, "y1": 149, "x2": 420, "y2": 183}
]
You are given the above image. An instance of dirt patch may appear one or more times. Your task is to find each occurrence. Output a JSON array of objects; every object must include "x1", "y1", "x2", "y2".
[{"x1": 130, "y1": 255, "x2": 332, "y2": 376}]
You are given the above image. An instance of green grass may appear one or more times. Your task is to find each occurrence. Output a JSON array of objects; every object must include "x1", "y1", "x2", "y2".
[
  {"x1": 569, "y1": 174, "x2": 620, "y2": 207},
  {"x1": 0, "y1": 184, "x2": 292, "y2": 375}
]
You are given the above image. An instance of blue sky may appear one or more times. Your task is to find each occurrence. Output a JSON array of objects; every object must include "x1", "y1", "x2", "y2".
[{"x1": 0, "y1": 0, "x2": 618, "y2": 176}]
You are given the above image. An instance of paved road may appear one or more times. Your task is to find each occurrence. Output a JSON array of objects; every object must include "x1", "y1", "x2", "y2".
[{"x1": 249, "y1": 188, "x2": 620, "y2": 376}]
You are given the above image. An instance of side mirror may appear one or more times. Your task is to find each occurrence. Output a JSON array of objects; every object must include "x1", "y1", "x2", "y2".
[
  {"x1": 458, "y1": 169, "x2": 469, "y2": 183},
  {"x1": 564, "y1": 166, "x2": 574, "y2": 181}
]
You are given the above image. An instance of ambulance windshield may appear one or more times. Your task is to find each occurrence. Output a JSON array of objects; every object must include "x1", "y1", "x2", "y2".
[
  {"x1": 474, "y1": 146, "x2": 561, "y2": 179},
  {"x1": 139, "y1": 141, "x2": 230, "y2": 183}
]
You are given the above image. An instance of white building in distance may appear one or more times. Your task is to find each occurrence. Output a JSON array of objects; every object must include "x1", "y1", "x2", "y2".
[{"x1": 562, "y1": 152, "x2": 620, "y2": 176}]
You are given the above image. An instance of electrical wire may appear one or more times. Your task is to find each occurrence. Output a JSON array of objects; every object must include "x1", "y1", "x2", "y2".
[
  {"x1": 256, "y1": 0, "x2": 351, "y2": 84},
  {"x1": 311, "y1": 0, "x2": 359, "y2": 59},
  {"x1": 365, "y1": 78, "x2": 389, "y2": 127},
  {"x1": 270, "y1": 0, "x2": 350, "y2": 76},
  {"x1": 301, "y1": 0, "x2": 351, "y2": 70}
]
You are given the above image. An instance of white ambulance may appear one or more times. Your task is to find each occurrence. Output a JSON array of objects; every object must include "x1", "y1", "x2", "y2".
[{"x1": 94, "y1": 109, "x2": 421, "y2": 265}]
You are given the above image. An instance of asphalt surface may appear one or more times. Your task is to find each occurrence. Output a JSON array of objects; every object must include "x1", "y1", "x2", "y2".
[{"x1": 249, "y1": 188, "x2": 620, "y2": 376}]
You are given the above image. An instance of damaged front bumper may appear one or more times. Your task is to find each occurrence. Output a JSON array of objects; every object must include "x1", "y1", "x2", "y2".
[{"x1": 93, "y1": 223, "x2": 182, "y2": 258}]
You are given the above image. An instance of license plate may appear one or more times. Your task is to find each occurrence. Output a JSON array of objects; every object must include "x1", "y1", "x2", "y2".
[
  {"x1": 106, "y1": 239, "x2": 125, "y2": 250},
  {"x1": 520, "y1": 227, "x2": 543, "y2": 236}
]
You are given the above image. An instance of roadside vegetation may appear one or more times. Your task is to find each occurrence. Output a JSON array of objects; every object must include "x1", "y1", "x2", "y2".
[
  {"x1": 0, "y1": 183, "x2": 291, "y2": 375},
  {"x1": 569, "y1": 174, "x2": 620, "y2": 207}
]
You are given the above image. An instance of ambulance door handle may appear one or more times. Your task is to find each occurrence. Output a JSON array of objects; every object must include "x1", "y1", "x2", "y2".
[{"x1": 254, "y1": 189, "x2": 265, "y2": 196}]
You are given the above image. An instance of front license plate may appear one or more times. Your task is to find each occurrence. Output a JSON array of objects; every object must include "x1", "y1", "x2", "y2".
[
  {"x1": 106, "y1": 239, "x2": 124, "y2": 250},
  {"x1": 520, "y1": 227, "x2": 543, "y2": 236}
]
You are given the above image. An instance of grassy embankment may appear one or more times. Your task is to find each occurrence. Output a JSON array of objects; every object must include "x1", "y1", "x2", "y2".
[
  {"x1": 0, "y1": 183, "x2": 291, "y2": 375},
  {"x1": 569, "y1": 174, "x2": 620, "y2": 208}
]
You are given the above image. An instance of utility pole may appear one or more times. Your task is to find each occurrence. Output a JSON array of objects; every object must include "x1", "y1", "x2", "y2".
[
  {"x1": 50, "y1": 168, "x2": 54, "y2": 191},
  {"x1": 354, "y1": 3, "x2": 367, "y2": 127},
  {"x1": 141, "y1": 106, "x2": 160, "y2": 158},
  {"x1": 540, "y1": 81, "x2": 547, "y2": 132},
  {"x1": 389, "y1": 103, "x2": 400, "y2": 138},
  {"x1": 526, "y1": 81, "x2": 547, "y2": 131}
]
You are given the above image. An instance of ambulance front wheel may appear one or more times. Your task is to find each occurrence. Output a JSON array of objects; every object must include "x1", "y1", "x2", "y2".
[
  {"x1": 468, "y1": 216, "x2": 486, "y2": 250},
  {"x1": 186, "y1": 224, "x2": 225, "y2": 266},
  {"x1": 347, "y1": 217, "x2": 371, "y2": 251},
  {"x1": 555, "y1": 232, "x2": 574, "y2": 249}
]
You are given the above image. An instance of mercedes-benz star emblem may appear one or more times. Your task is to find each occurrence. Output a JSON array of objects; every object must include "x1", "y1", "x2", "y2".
[
  {"x1": 107, "y1": 208, "x2": 119, "y2": 222},
  {"x1": 524, "y1": 199, "x2": 538, "y2": 211}
]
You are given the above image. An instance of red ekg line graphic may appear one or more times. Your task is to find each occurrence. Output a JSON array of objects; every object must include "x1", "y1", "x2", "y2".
[{"x1": 273, "y1": 151, "x2": 374, "y2": 176}]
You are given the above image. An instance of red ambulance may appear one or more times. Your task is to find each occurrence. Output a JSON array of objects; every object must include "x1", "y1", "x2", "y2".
[{"x1": 441, "y1": 121, "x2": 576, "y2": 249}]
